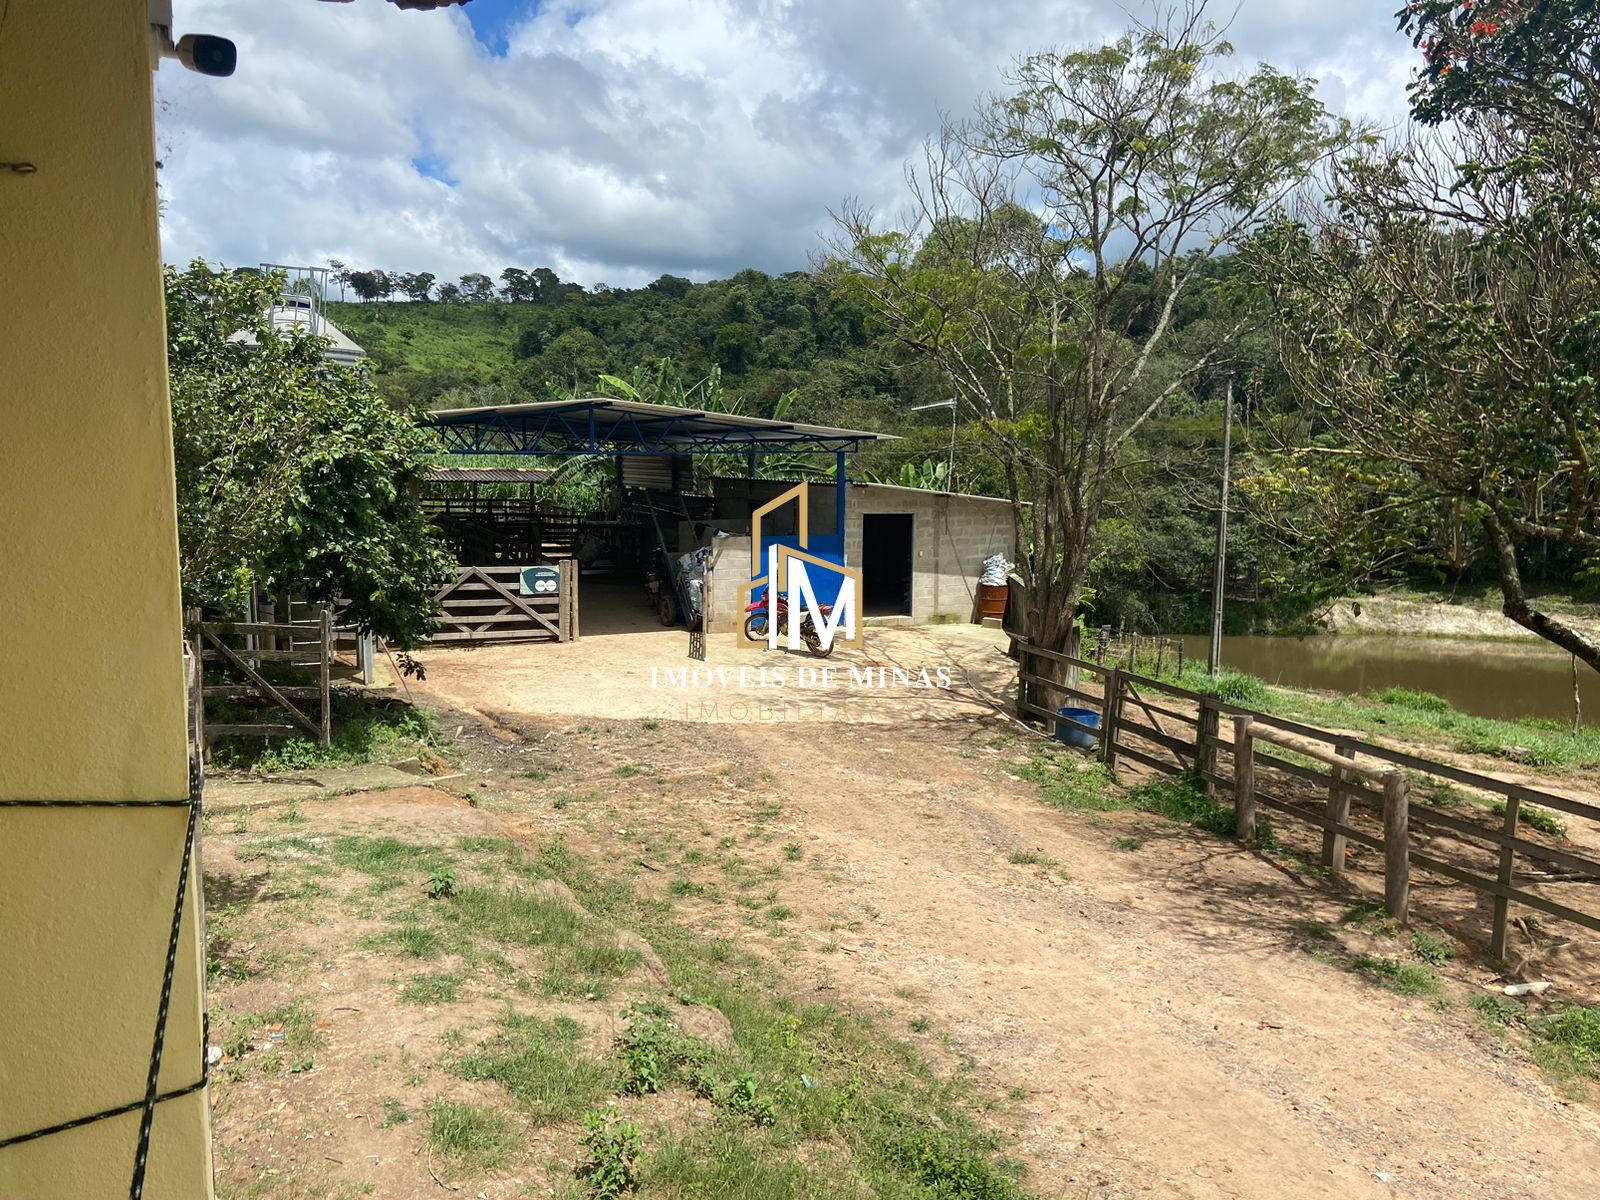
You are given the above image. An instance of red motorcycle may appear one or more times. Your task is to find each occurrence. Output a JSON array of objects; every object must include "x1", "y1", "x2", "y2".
[{"x1": 743, "y1": 593, "x2": 834, "y2": 657}]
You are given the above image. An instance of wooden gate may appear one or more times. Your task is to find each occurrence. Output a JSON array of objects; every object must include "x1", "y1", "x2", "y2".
[
  {"x1": 430, "y1": 561, "x2": 577, "y2": 644},
  {"x1": 190, "y1": 606, "x2": 334, "y2": 750}
]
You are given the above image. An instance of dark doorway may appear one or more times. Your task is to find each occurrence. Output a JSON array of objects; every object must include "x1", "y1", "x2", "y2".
[{"x1": 862, "y1": 513, "x2": 914, "y2": 616}]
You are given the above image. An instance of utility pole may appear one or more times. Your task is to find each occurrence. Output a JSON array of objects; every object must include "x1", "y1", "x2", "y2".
[{"x1": 1208, "y1": 377, "x2": 1234, "y2": 676}]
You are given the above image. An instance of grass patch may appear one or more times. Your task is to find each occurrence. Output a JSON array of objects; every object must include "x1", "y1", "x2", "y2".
[
  {"x1": 1408, "y1": 930, "x2": 1455, "y2": 967},
  {"x1": 1122, "y1": 775, "x2": 1238, "y2": 838},
  {"x1": 1020, "y1": 759, "x2": 1255, "y2": 846},
  {"x1": 1254, "y1": 682, "x2": 1600, "y2": 771},
  {"x1": 210, "y1": 696, "x2": 444, "y2": 773},
  {"x1": 1018, "y1": 755, "x2": 1119, "y2": 812},
  {"x1": 1465, "y1": 995, "x2": 1600, "y2": 1094},
  {"x1": 1155, "y1": 661, "x2": 1600, "y2": 771},
  {"x1": 398, "y1": 972, "x2": 460, "y2": 1004},
  {"x1": 1529, "y1": 1004, "x2": 1600, "y2": 1093},
  {"x1": 382, "y1": 924, "x2": 441, "y2": 959},
  {"x1": 1351, "y1": 954, "x2": 1439, "y2": 996},
  {"x1": 1341, "y1": 901, "x2": 1399, "y2": 938},
  {"x1": 1175, "y1": 664, "x2": 1268, "y2": 706},
  {"x1": 1369, "y1": 687, "x2": 1452, "y2": 713},
  {"x1": 261, "y1": 800, "x2": 1041, "y2": 1196},
  {"x1": 449, "y1": 1012, "x2": 616, "y2": 1121},
  {"x1": 443, "y1": 885, "x2": 639, "y2": 997},
  {"x1": 1468, "y1": 993, "x2": 1524, "y2": 1030},
  {"x1": 1111, "y1": 836, "x2": 1144, "y2": 851},
  {"x1": 426, "y1": 1099, "x2": 517, "y2": 1171},
  {"x1": 1488, "y1": 798, "x2": 1568, "y2": 838}
]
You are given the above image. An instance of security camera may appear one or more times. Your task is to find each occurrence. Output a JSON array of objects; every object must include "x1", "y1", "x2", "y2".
[
  {"x1": 150, "y1": 0, "x2": 236, "y2": 77},
  {"x1": 172, "y1": 33, "x2": 237, "y2": 77}
]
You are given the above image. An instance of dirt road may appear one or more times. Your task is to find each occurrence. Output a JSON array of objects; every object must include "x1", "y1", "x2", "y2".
[
  {"x1": 460, "y1": 708, "x2": 1596, "y2": 1200},
  {"x1": 411, "y1": 626, "x2": 1600, "y2": 1198}
]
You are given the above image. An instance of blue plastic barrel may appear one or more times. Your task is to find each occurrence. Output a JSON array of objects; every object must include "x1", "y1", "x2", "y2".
[{"x1": 1055, "y1": 706, "x2": 1101, "y2": 748}]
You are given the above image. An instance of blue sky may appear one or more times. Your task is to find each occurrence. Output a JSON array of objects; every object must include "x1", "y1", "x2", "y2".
[
  {"x1": 460, "y1": 0, "x2": 537, "y2": 56},
  {"x1": 156, "y1": 0, "x2": 1419, "y2": 288}
]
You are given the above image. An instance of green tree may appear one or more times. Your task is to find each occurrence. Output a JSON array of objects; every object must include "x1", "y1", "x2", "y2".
[
  {"x1": 1243, "y1": 2, "x2": 1600, "y2": 670},
  {"x1": 829, "y1": 4, "x2": 1346, "y2": 667},
  {"x1": 398, "y1": 271, "x2": 436, "y2": 302},
  {"x1": 347, "y1": 269, "x2": 390, "y2": 301},
  {"x1": 458, "y1": 272, "x2": 495, "y2": 302},
  {"x1": 166, "y1": 262, "x2": 452, "y2": 647}
]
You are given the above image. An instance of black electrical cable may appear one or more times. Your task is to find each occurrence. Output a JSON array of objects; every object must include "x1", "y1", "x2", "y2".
[
  {"x1": 129, "y1": 766, "x2": 201, "y2": 1199},
  {"x1": 0, "y1": 1077, "x2": 207, "y2": 1152}
]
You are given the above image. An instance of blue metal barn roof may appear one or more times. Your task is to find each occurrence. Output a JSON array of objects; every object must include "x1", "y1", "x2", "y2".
[{"x1": 425, "y1": 397, "x2": 894, "y2": 456}]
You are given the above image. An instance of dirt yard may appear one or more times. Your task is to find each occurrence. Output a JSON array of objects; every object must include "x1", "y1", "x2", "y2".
[{"x1": 204, "y1": 623, "x2": 1600, "y2": 1199}]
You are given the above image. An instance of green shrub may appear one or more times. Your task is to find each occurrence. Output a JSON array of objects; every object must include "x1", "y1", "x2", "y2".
[{"x1": 579, "y1": 1109, "x2": 641, "y2": 1199}]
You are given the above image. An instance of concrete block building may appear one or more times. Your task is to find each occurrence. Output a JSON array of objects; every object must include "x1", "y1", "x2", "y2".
[{"x1": 705, "y1": 478, "x2": 1016, "y2": 630}]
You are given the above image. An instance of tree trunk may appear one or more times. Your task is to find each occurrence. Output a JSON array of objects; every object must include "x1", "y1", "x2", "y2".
[{"x1": 1488, "y1": 513, "x2": 1600, "y2": 674}]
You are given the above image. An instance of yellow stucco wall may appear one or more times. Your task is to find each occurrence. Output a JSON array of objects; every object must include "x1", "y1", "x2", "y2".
[{"x1": 0, "y1": 2, "x2": 214, "y2": 1196}]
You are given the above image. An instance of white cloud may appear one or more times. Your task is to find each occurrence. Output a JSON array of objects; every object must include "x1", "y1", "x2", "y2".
[{"x1": 157, "y1": 0, "x2": 1418, "y2": 288}]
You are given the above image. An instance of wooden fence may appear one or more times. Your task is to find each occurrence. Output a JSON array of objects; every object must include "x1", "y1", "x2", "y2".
[
  {"x1": 430, "y1": 561, "x2": 578, "y2": 644},
  {"x1": 1015, "y1": 637, "x2": 1600, "y2": 960}
]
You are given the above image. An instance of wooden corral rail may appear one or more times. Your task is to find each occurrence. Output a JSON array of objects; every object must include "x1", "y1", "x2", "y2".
[
  {"x1": 430, "y1": 561, "x2": 577, "y2": 644},
  {"x1": 1014, "y1": 637, "x2": 1600, "y2": 959}
]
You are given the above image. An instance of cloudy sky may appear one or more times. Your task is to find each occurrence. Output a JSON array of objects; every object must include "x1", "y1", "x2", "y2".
[{"x1": 156, "y1": 0, "x2": 1419, "y2": 289}]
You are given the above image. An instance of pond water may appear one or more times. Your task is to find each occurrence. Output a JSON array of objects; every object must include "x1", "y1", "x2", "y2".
[{"x1": 1175, "y1": 634, "x2": 1599, "y2": 727}]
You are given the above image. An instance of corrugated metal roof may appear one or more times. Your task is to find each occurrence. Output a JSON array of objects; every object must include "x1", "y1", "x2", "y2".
[
  {"x1": 425, "y1": 467, "x2": 554, "y2": 484},
  {"x1": 427, "y1": 397, "x2": 894, "y2": 452}
]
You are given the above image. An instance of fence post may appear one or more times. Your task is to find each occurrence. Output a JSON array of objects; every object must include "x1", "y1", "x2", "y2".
[
  {"x1": 1015, "y1": 644, "x2": 1031, "y2": 720},
  {"x1": 1155, "y1": 638, "x2": 1166, "y2": 679},
  {"x1": 572, "y1": 558, "x2": 581, "y2": 639},
  {"x1": 318, "y1": 603, "x2": 333, "y2": 750},
  {"x1": 1232, "y1": 715, "x2": 1255, "y2": 840},
  {"x1": 358, "y1": 632, "x2": 376, "y2": 686},
  {"x1": 1383, "y1": 770, "x2": 1411, "y2": 924},
  {"x1": 558, "y1": 559, "x2": 572, "y2": 641},
  {"x1": 1196, "y1": 697, "x2": 1218, "y2": 796},
  {"x1": 1321, "y1": 745, "x2": 1357, "y2": 875},
  {"x1": 1176, "y1": 639, "x2": 1186, "y2": 676},
  {"x1": 1491, "y1": 795, "x2": 1521, "y2": 961},
  {"x1": 185, "y1": 608, "x2": 207, "y2": 763},
  {"x1": 1097, "y1": 626, "x2": 1110, "y2": 665},
  {"x1": 1101, "y1": 668, "x2": 1123, "y2": 776}
]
